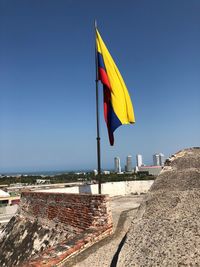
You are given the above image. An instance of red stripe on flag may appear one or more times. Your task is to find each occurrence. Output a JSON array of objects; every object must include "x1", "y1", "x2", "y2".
[
  {"x1": 103, "y1": 86, "x2": 114, "y2": 145},
  {"x1": 98, "y1": 67, "x2": 111, "y2": 90},
  {"x1": 103, "y1": 87, "x2": 111, "y2": 123}
]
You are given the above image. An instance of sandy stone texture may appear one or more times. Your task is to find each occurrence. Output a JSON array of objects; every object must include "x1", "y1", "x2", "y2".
[{"x1": 117, "y1": 147, "x2": 200, "y2": 267}]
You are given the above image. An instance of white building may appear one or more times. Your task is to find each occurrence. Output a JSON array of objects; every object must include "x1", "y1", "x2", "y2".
[
  {"x1": 103, "y1": 170, "x2": 110, "y2": 175},
  {"x1": 137, "y1": 165, "x2": 162, "y2": 176},
  {"x1": 93, "y1": 169, "x2": 98, "y2": 176},
  {"x1": 36, "y1": 179, "x2": 50, "y2": 184},
  {"x1": 136, "y1": 154, "x2": 143, "y2": 167},
  {"x1": 125, "y1": 155, "x2": 132, "y2": 172},
  {"x1": 0, "y1": 190, "x2": 10, "y2": 198},
  {"x1": 159, "y1": 153, "x2": 165, "y2": 166},
  {"x1": 153, "y1": 154, "x2": 160, "y2": 166},
  {"x1": 153, "y1": 153, "x2": 165, "y2": 166},
  {"x1": 114, "y1": 157, "x2": 121, "y2": 173}
]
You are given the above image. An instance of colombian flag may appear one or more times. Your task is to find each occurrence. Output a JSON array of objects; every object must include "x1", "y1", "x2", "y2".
[{"x1": 96, "y1": 29, "x2": 135, "y2": 145}]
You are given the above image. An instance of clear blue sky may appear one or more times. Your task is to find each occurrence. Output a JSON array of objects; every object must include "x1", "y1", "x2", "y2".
[{"x1": 0, "y1": 0, "x2": 200, "y2": 172}]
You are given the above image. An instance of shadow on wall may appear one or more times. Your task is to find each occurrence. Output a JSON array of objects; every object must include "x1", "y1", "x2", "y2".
[
  {"x1": 79, "y1": 184, "x2": 92, "y2": 194},
  {"x1": 110, "y1": 234, "x2": 127, "y2": 267}
]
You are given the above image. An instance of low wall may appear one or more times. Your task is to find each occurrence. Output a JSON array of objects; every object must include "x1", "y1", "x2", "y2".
[
  {"x1": 125, "y1": 180, "x2": 154, "y2": 195},
  {"x1": 20, "y1": 191, "x2": 113, "y2": 231},
  {"x1": 0, "y1": 205, "x2": 18, "y2": 215},
  {"x1": 0, "y1": 205, "x2": 19, "y2": 225},
  {"x1": 37, "y1": 180, "x2": 154, "y2": 196},
  {"x1": 0, "y1": 192, "x2": 113, "y2": 267}
]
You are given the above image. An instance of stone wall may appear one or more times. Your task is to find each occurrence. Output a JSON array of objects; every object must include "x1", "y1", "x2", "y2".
[
  {"x1": 117, "y1": 147, "x2": 200, "y2": 267},
  {"x1": 21, "y1": 191, "x2": 112, "y2": 231},
  {"x1": 0, "y1": 192, "x2": 113, "y2": 266}
]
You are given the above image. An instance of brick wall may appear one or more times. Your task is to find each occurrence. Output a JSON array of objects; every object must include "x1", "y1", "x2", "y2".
[{"x1": 20, "y1": 191, "x2": 113, "y2": 231}]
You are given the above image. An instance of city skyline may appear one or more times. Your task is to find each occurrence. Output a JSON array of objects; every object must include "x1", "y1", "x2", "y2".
[
  {"x1": 1, "y1": 1, "x2": 200, "y2": 172},
  {"x1": 1, "y1": 152, "x2": 165, "y2": 175},
  {"x1": 114, "y1": 152, "x2": 165, "y2": 172}
]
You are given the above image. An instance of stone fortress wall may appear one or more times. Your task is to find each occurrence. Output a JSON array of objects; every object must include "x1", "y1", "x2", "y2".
[
  {"x1": 20, "y1": 191, "x2": 112, "y2": 231},
  {"x1": 117, "y1": 147, "x2": 200, "y2": 267},
  {"x1": 0, "y1": 192, "x2": 113, "y2": 266}
]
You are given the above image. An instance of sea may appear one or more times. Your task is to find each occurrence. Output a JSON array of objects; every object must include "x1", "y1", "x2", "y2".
[{"x1": 0, "y1": 169, "x2": 93, "y2": 177}]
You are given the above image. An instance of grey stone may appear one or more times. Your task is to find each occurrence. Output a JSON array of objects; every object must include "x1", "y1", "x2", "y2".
[{"x1": 117, "y1": 147, "x2": 200, "y2": 267}]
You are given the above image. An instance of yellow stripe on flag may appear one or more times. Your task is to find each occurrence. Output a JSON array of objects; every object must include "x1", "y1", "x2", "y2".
[{"x1": 96, "y1": 29, "x2": 135, "y2": 125}]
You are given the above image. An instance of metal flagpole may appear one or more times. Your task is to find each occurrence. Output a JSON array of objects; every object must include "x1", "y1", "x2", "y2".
[{"x1": 94, "y1": 20, "x2": 102, "y2": 194}]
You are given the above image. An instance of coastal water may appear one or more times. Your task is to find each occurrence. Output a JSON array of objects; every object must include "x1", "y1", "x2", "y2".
[{"x1": 0, "y1": 169, "x2": 92, "y2": 177}]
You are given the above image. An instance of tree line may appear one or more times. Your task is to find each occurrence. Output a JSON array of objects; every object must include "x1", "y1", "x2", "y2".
[{"x1": 0, "y1": 171, "x2": 155, "y2": 186}]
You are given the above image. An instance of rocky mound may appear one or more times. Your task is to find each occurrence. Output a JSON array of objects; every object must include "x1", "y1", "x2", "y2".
[{"x1": 117, "y1": 147, "x2": 200, "y2": 267}]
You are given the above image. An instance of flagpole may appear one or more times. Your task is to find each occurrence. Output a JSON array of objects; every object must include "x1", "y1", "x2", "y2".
[{"x1": 95, "y1": 20, "x2": 102, "y2": 194}]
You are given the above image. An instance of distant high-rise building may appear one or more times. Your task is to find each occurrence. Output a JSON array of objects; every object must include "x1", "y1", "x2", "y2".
[
  {"x1": 153, "y1": 154, "x2": 160, "y2": 166},
  {"x1": 159, "y1": 153, "x2": 165, "y2": 166},
  {"x1": 114, "y1": 157, "x2": 121, "y2": 173},
  {"x1": 153, "y1": 153, "x2": 165, "y2": 166},
  {"x1": 126, "y1": 155, "x2": 132, "y2": 172},
  {"x1": 136, "y1": 154, "x2": 143, "y2": 167}
]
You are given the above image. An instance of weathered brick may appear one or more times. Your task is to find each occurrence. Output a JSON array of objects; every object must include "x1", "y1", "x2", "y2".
[{"x1": 20, "y1": 191, "x2": 113, "y2": 239}]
